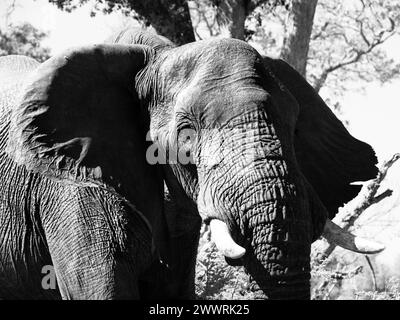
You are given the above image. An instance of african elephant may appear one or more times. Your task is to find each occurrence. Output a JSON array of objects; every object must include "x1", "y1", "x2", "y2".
[
  {"x1": 0, "y1": 28, "x2": 383, "y2": 300},
  {"x1": 0, "y1": 53, "x2": 179, "y2": 299}
]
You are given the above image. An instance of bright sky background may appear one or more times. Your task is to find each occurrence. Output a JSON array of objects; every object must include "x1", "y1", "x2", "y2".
[{"x1": 1, "y1": 0, "x2": 399, "y2": 162}]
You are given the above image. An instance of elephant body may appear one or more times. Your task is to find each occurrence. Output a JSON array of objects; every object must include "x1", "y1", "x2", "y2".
[
  {"x1": 0, "y1": 28, "x2": 379, "y2": 299},
  {"x1": 0, "y1": 57, "x2": 56, "y2": 298},
  {"x1": 0, "y1": 56, "x2": 160, "y2": 299},
  {"x1": 0, "y1": 129, "x2": 57, "y2": 299}
]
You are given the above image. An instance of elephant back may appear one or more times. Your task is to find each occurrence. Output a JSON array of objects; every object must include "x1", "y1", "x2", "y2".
[
  {"x1": 0, "y1": 55, "x2": 39, "y2": 119},
  {"x1": 0, "y1": 55, "x2": 39, "y2": 87}
]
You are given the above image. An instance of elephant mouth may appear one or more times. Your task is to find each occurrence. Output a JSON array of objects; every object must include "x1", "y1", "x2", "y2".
[{"x1": 209, "y1": 217, "x2": 385, "y2": 260}]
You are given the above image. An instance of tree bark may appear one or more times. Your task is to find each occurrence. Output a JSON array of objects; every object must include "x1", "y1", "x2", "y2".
[
  {"x1": 215, "y1": 0, "x2": 247, "y2": 40},
  {"x1": 280, "y1": 0, "x2": 318, "y2": 77}
]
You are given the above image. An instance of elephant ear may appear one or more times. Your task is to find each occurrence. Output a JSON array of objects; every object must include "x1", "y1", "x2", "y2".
[
  {"x1": 263, "y1": 57, "x2": 378, "y2": 218},
  {"x1": 7, "y1": 44, "x2": 157, "y2": 195}
]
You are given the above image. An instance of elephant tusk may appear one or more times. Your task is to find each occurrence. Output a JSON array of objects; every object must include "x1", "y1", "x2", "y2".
[
  {"x1": 322, "y1": 219, "x2": 385, "y2": 254},
  {"x1": 209, "y1": 219, "x2": 246, "y2": 259}
]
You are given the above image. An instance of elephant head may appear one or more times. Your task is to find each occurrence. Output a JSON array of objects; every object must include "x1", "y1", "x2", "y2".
[{"x1": 7, "y1": 29, "x2": 382, "y2": 299}]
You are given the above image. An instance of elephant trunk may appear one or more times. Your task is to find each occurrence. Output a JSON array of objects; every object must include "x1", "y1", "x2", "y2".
[
  {"x1": 237, "y1": 160, "x2": 311, "y2": 300},
  {"x1": 244, "y1": 219, "x2": 311, "y2": 299},
  {"x1": 197, "y1": 105, "x2": 313, "y2": 299},
  {"x1": 201, "y1": 156, "x2": 312, "y2": 299}
]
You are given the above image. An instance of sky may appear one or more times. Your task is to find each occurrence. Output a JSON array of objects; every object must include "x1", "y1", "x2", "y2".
[
  {"x1": 0, "y1": 0, "x2": 138, "y2": 54},
  {"x1": 1, "y1": 0, "x2": 399, "y2": 162}
]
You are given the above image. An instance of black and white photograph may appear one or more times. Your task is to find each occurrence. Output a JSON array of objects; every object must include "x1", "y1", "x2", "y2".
[{"x1": 0, "y1": 0, "x2": 399, "y2": 307}]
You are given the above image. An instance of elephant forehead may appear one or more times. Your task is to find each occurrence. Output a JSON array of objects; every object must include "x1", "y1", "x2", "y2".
[
  {"x1": 157, "y1": 39, "x2": 273, "y2": 127},
  {"x1": 175, "y1": 84, "x2": 268, "y2": 107},
  {"x1": 166, "y1": 41, "x2": 266, "y2": 110},
  {"x1": 159, "y1": 38, "x2": 262, "y2": 88},
  {"x1": 174, "y1": 82, "x2": 270, "y2": 129}
]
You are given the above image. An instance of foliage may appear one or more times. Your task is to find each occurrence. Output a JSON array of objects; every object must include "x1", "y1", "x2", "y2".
[
  {"x1": 310, "y1": 254, "x2": 365, "y2": 300},
  {"x1": 249, "y1": 0, "x2": 400, "y2": 101},
  {"x1": 311, "y1": 251, "x2": 400, "y2": 300},
  {"x1": 189, "y1": 0, "x2": 289, "y2": 40},
  {"x1": 195, "y1": 227, "x2": 254, "y2": 299},
  {"x1": 191, "y1": 0, "x2": 400, "y2": 103},
  {"x1": 196, "y1": 237, "x2": 400, "y2": 300},
  {"x1": 308, "y1": 0, "x2": 400, "y2": 96},
  {"x1": 0, "y1": 23, "x2": 51, "y2": 62},
  {"x1": 356, "y1": 278, "x2": 400, "y2": 300},
  {"x1": 46, "y1": 0, "x2": 290, "y2": 43},
  {"x1": 47, "y1": 0, "x2": 196, "y2": 44},
  {"x1": 311, "y1": 254, "x2": 400, "y2": 300}
]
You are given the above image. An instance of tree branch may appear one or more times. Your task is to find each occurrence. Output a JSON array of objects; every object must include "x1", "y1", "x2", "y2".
[
  {"x1": 4, "y1": 0, "x2": 18, "y2": 28},
  {"x1": 313, "y1": 26, "x2": 396, "y2": 92},
  {"x1": 311, "y1": 21, "x2": 329, "y2": 41},
  {"x1": 311, "y1": 0, "x2": 398, "y2": 92},
  {"x1": 313, "y1": 153, "x2": 400, "y2": 261}
]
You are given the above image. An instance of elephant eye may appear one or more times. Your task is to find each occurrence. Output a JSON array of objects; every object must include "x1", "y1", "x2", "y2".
[
  {"x1": 176, "y1": 125, "x2": 196, "y2": 165},
  {"x1": 175, "y1": 110, "x2": 197, "y2": 131},
  {"x1": 177, "y1": 126, "x2": 196, "y2": 147},
  {"x1": 177, "y1": 123, "x2": 194, "y2": 133}
]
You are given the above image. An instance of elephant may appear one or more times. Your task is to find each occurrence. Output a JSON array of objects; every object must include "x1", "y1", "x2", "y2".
[{"x1": 0, "y1": 28, "x2": 384, "y2": 300}]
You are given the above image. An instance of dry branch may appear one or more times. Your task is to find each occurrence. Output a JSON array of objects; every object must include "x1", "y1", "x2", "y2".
[{"x1": 313, "y1": 153, "x2": 400, "y2": 261}]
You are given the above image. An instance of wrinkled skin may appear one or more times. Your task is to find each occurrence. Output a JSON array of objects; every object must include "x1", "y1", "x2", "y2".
[
  {"x1": 0, "y1": 55, "x2": 173, "y2": 299},
  {"x1": 0, "y1": 29, "x2": 378, "y2": 299}
]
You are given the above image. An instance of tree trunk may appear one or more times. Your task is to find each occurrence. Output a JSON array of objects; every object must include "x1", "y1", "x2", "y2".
[
  {"x1": 279, "y1": 0, "x2": 318, "y2": 77},
  {"x1": 128, "y1": 0, "x2": 196, "y2": 45},
  {"x1": 216, "y1": 0, "x2": 247, "y2": 40}
]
